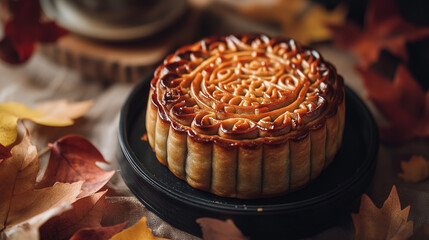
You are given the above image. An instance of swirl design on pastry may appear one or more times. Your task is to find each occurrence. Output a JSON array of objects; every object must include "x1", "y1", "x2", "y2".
[{"x1": 152, "y1": 34, "x2": 341, "y2": 141}]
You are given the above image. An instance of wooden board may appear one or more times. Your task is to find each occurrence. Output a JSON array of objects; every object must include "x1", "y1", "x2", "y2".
[{"x1": 39, "y1": 10, "x2": 199, "y2": 83}]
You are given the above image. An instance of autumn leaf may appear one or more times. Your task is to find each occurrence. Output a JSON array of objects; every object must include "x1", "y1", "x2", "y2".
[
  {"x1": 241, "y1": 0, "x2": 305, "y2": 27},
  {"x1": 0, "y1": 99, "x2": 92, "y2": 146},
  {"x1": 141, "y1": 134, "x2": 148, "y2": 141},
  {"x1": 283, "y1": 4, "x2": 347, "y2": 45},
  {"x1": 330, "y1": 0, "x2": 429, "y2": 67},
  {"x1": 0, "y1": 0, "x2": 67, "y2": 64},
  {"x1": 241, "y1": 0, "x2": 347, "y2": 44},
  {"x1": 352, "y1": 186, "x2": 413, "y2": 240},
  {"x1": 3, "y1": 204, "x2": 71, "y2": 240},
  {"x1": 0, "y1": 132, "x2": 82, "y2": 238},
  {"x1": 0, "y1": 29, "x2": 35, "y2": 64},
  {"x1": 110, "y1": 216, "x2": 169, "y2": 240},
  {"x1": 37, "y1": 135, "x2": 115, "y2": 198},
  {"x1": 0, "y1": 144, "x2": 11, "y2": 163},
  {"x1": 69, "y1": 223, "x2": 127, "y2": 240},
  {"x1": 39, "y1": 191, "x2": 108, "y2": 240},
  {"x1": 356, "y1": 65, "x2": 429, "y2": 143},
  {"x1": 398, "y1": 155, "x2": 429, "y2": 183},
  {"x1": 196, "y1": 218, "x2": 248, "y2": 240},
  {"x1": 32, "y1": 99, "x2": 93, "y2": 126}
]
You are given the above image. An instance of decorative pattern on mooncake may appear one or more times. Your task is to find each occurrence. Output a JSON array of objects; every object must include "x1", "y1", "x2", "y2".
[{"x1": 146, "y1": 34, "x2": 345, "y2": 198}]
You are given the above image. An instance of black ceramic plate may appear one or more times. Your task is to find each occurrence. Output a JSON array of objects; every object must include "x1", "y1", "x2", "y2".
[{"x1": 117, "y1": 74, "x2": 379, "y2": 239}]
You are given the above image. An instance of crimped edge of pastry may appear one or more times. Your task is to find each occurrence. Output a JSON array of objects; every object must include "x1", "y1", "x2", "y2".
[{"x1": 145, "y1": 85, "x2": 345, "y2": 199}]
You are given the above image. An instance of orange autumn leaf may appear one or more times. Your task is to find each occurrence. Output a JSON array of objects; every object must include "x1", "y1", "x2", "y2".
[
  {"x1": 69, "y1": 223, "x2": 127, "y2": 240},
  {"x1": 356, "y1": 65, "x2": 429, "y2": 143},
  {"x1": 330, "y1": 0, "x2": 429, "y2": 67},
  {"x1": 284, "y1": 4, "x2": 347, "y2": 45},
  {"x1": 0, "y1": 99, "x2": 92, "y2": 146},
  {"x1": 241, "y1": 0, "x2": 306, "y2": 28},
  {"x1": 352, "y1": 186, "x2": 413, "y2": 240},
  {"x1": 141, "y1": 134, "x2": 148, "y2": 141},
  {"x1": 0, "y1": 132, "x2": 82, "y2": 238},
  {"x1": 37, "y1": 135, "x2": 115, "y2": 198},
  {"x1": 398, "y1": 155, "x2": 429, "y2": 183},
  {"x1": 40, "y1": 191, "x2": 108, "y2": 240},
  {"x1": 110, "y1": 216, "x2": 169, "y2": 240},
  {"x1": 196, "y1": 218, "x2": 248, "y2": 240},
  {"x1": 241, "y1": 0, "x2": 347, "y2": 44}
]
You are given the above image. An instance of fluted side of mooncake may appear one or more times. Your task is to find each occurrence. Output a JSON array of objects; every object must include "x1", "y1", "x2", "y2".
[{"x1": 146, "y1": 95, "x2": 344, "y2": 198}]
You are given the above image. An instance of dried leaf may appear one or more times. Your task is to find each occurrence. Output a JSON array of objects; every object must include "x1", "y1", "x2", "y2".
[
  {"x1": 352, "y1": 186, "x2": 413, "y2": 240},
  {"x1": 33, "y1": 100, "x2": 93, "y2": 126},
  {"x1": 69, "y1": 223, "x2": 127, "y2": 240},
  {"x1": 330, "y1": 0, "x2": 429, "y2": 67},
  {"x1": 0, "y1": 0, "x2": 67, "y2": 64},
  {"x1": 241, "y1": 0, "x2": 305, "y2": 25},
  {"x1": 0, "y1": 144, "x2": 11, "y2": 163},
  {"x1": 3, "y1": 204, "x2": 72, "y2": 240},
  {"x1": 284, "y1": 4, "x2": 347, "y2": 44},
  {"x1": 39, "y1": 191, "x2": 108, "y2": 240},
  {"x1": 37, "y1": 135, "x2": 115, "y2": 197},
  {"x1": 356, "y1": 65, "x2": 429, "y2": 143},
  {"x1": 196, "y1": 218, "x2": 248, "y2": 240},
  {"x1": 0, "y1": 100, "x2": 92, "y2": 146},
  {"x1": 398, "y1": 155, "x2": 429, "y2": 183},
  {"x1": 141, "y1": 134, "x2": 148, "y2": 141},
  {"x1": 241, "y1": 0, "x2": 347, "y2": 44},
  {"x1": 0, "y1": 132, "x2": 82, "y2": 235},
  {"x1": 110, "y1": 217, "x2": 169, "y2": 240}
]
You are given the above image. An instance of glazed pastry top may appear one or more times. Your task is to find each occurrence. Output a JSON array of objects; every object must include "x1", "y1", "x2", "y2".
[{"x1": 150, "y1": 34, "x2": 344, "y2": 142}]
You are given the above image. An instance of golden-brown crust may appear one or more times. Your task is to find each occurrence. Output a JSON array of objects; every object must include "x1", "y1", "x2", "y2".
[{"x1": 145, "y1": 34, "x2": 345, "y2": 198}]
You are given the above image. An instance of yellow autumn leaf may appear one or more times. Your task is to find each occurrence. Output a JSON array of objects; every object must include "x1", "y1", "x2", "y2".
[
  {"x1": 110, "y1": 217, "x2": 169, "y2": 240},
  {"x1": 0, "y1": 100, "x2": 92, "y2": 146},
  {"x1": 398, "y1": 155, "x2": 429, "y2": 183},
  {"x1": 0, "y1": 102, "x2": 42, "y2": 119},
  {"x1": 287, "y1": 4, "x2": 348, "y2": 44},
  {"x1": 242, "y1": 0, "x2": 306, "y2": 25},
  {"x1": 0, "y1": 114, "x2": 21, "y2": 147},
  {"x1": 241, "y1": 0, "x2": 348, "y2": 44}
]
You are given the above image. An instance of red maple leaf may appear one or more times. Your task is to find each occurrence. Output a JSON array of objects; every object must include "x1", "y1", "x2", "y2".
[
  {"x1": 37, "y1": 135, "x2": 116, "y2": 198},
  {"x1": 330, "y1": 0, "x2": 429, "y2": 68},
  {"x1": 356, "y1": 65, "x2": 429, "y2": 143},
  {"x1": 0, "y1": 0, "x2": 67, "y2": 64}
]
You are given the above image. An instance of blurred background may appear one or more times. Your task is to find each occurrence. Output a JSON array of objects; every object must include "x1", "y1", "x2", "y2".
[{"x1": 1, "y1": 0, "x2": 428, "y2": 87}]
